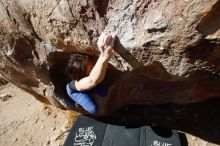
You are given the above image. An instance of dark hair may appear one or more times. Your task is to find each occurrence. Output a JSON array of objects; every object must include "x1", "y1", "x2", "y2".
[{"x1": 65, "y1": 53, "x2": 92, "y2": 81}]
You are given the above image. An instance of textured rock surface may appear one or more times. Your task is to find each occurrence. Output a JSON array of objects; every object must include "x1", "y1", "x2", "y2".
[{"x1": 0, "y1": 0, "x2": 220, "y2": 115}]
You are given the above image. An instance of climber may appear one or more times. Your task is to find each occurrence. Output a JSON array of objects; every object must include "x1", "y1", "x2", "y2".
[{"x1": 65, "y1": 32, "x2": 116, "y2": 114}]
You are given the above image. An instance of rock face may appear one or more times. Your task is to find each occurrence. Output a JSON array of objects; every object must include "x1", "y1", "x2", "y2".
[{"x1": 0, "y1": 0, "x2": 220, "y2": 115}]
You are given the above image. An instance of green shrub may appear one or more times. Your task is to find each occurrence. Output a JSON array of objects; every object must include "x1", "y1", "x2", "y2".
[{"x1": 0, "y1": 77, "x2": 8, "y2": 86}]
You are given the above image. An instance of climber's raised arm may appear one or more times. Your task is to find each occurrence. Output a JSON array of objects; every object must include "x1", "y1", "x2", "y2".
[
  {"x1": 65, "y1": 33, "x2": 116, "y2": 91},
  {"x1": 75, "y1": 33, "x2": 115, "y2": 91}
]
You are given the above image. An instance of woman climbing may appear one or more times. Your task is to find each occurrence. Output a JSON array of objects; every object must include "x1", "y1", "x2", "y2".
[{"x1": 65, "y1": 33, "x2": 116, "y2": 114}]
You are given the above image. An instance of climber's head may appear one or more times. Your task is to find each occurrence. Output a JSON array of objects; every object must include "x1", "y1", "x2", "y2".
[{"x1": 65, "y1": 53, "x2": 94, "y2": 81}]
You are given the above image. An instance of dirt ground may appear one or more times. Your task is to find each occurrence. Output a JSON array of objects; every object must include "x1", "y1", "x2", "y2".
[
  {"x1": 0, "y1": 82, "x2": 219, "y2": 146},
  {"x1": 0, "y1": 83, "x2": 79, "y2": 146}
]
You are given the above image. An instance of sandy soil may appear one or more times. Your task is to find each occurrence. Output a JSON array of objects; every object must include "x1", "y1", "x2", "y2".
[
  {"x1": 0, "y1": 82, "x2": 219, "y2": 146},
  {"x1": 0, "y1": 83, "x2": 78, "y2": 146}
]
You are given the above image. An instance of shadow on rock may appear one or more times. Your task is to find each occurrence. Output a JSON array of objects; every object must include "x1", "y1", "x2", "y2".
[{"x1": 92, "y1": 98, "x2": 220, "y2": 145}]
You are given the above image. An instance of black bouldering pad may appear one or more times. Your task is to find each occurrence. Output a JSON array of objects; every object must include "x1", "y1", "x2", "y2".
[{"x1": 64, "y1": 116, "x2": 182, "y2": 146}]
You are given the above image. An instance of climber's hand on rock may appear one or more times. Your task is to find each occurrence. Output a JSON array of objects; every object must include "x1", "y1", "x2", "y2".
[
  {"x1": 97, "y1": 32, "x2": 106, "y2": 53},
  {"x1": 97, "y1": 32, "x2": 116, "y2": 59}
]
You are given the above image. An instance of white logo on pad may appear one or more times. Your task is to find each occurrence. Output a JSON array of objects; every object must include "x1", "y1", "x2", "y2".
[{"x1": 74, "y1": 126, "x2": 96, "y2": 146}]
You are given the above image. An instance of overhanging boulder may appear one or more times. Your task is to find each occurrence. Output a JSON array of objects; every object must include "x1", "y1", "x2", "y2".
[{"x1": 0, "y1": 0, "x2": 220, "y2": 115}]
